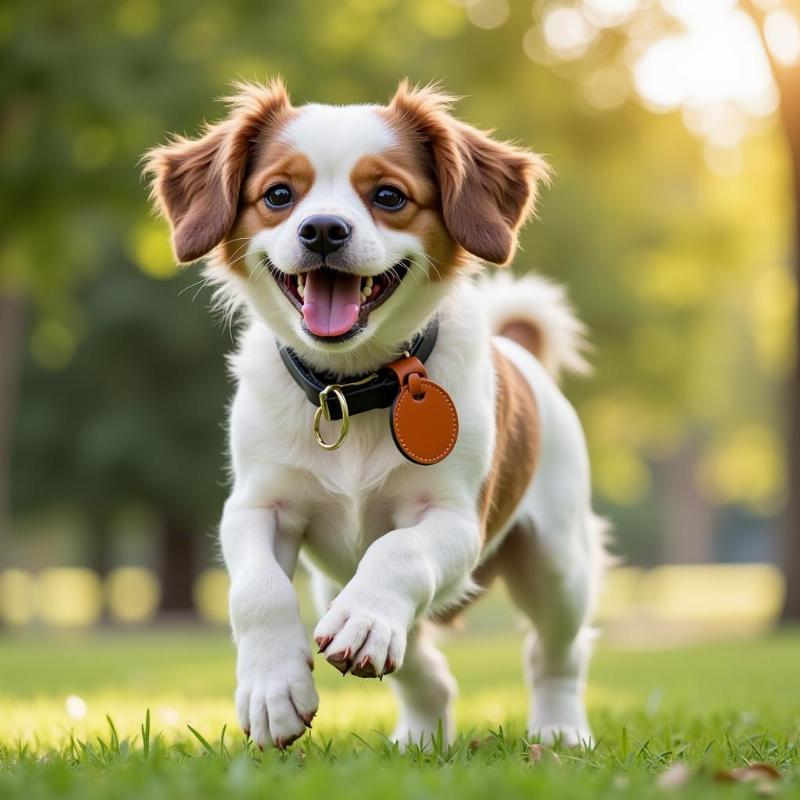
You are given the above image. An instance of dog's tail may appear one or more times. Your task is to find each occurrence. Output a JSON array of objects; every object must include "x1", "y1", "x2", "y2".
[{"x1": 481, "y1": 272, "x2": 591, "y2": 382}]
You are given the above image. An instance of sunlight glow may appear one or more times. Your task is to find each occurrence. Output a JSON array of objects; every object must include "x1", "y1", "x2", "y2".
[
  {"x1": 697, "y1": 424, "x2": 786, "y2": 511},
  {"x1": 661, "y1": 0, "x2": 737, "y2": 29},
  {"x1": 107, "y1": 567, "x2": 160, "y2": 624},
  {"x1": 582, "y1": 0, "x2": 639, "y2": 28},
  {"x1": 38, "y1": 569, "x2": 102, "y2": 627},
  {"x1": 645, "y1": 564, "x2": 784, "y2": 623},
  {"x1": 542, "y1": 5, "x2": 597, "y2": 59},
  {"x1": 633, "y1": 9, "x2": 774, "y2": 116},
  {"x1": 65, "y1": 695, "x2": 88, "y2": 721},
  {"x1": 629, "y1": 1, "x2": 781, "y2": 167},
  {"x1": 0, "y1": 569, "x2": 36, "y2": 625},
  {"x1": 193, "y1": 568, "x2": 230, "y2": 625},
  {"x1": 764, "y1": 7, "x2": 800, "y2": 65},
  {"x1": 466, "y1": 0, "x2": 510, "y2": 29}
]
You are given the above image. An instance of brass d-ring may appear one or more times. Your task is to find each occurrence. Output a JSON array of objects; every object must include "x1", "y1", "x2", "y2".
[{"x1": 313, "y1": 386, "x2": 349, "y2": 450}]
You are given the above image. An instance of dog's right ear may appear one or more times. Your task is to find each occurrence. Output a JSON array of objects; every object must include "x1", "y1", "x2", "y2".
[
  {"x1": 387, "y1": 81, "x2": 550, "y2": 266},
  {"x1": 143, "y1": 79, "x2": 292, "y2": 263}
]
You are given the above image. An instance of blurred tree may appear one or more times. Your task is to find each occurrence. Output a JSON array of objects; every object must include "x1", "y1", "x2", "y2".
[
  {"x1": 504, "y1": 0, "x2": 796, "y2": 590},
  {"x1": 0, "y1": 296, "x2": 25, "y2": 566},
  {"x1": 13, "y1": 259, "x2": 231, "y2": 611},
  {"x1": 742, "y1": 0, "x2": 800, "y2": 620}
]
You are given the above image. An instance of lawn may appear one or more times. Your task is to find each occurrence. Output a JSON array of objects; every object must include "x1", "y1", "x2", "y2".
[{"x1": 1, "y1": 625, "x2": 798, "y2": 799}]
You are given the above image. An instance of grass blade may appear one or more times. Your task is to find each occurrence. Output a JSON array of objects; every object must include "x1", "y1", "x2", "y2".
[
  {"x1": 187, "y1": 724, "x2": 219, "y2": 759},
  {"x1": 141, "y1": 709, "x2": 151, "y2": 758}
]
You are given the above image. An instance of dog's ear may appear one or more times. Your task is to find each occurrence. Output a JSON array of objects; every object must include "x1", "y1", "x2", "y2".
[
  {"x1": 143, "y1": 79, "x2": 292, "y2": 263},
  {"x1": 387, "y1": 81, "x2": 550, "y2": 265}
]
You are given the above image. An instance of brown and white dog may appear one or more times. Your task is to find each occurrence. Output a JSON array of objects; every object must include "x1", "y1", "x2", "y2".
[{"x1": 145, "y1": 79, "x2": 605, "y2": 750}]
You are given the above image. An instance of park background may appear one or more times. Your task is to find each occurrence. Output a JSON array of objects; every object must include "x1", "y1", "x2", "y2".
[{"x1": 1, "y1": 0, "x2": 800, "y2": 781}]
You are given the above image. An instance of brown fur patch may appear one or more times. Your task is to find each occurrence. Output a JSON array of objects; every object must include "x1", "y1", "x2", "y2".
[
  {"x1": 220, "y1": 145, "x2": 314, "y2": 274},
  {"x1": 381, "y1": 81, "x2": 551, "y2": 269},
  {"x1": 245, "y1": 148, "x2": 316, "y2": 205},
  {"x1": 480, "y1": 345, "x2": 540, "y2": 544},
  {"x1": 350, "y1": 150, "x2": 460, "y2": 278},
  {"x1": 433, "y1": 346, "x2": 540, "y2": 624},
  {"x1": 143, "y1": 78, "x2": 294, "y2": 264},
  {"x1": 499, "y1": 319, "x2": 545, "y2": 365}
]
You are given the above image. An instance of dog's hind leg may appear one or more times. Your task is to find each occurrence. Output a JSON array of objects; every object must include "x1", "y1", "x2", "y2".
[
  {"x1": 496, "y1": 510, "x2": 603, "y2": 748},
  {"x1": 389, "y1": 621, "x2": 458, "y2": 747},
  {"x1": 308, "y1": 568, "x2": 341, "y2": 618}
]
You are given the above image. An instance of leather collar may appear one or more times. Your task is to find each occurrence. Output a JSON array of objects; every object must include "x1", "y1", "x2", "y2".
[{"x1": 278, "y1": 320, "x2": 439, "y2": 421}]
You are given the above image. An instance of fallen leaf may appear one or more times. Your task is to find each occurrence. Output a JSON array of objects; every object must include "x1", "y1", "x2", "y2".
[
  {"x1": 737, "y1": 764, "x2": 782, "y2": 782},
  {"x1": 527, "y1": 744, "x2": 561, "y2": 765},
  {"x1": 468, "y1": 736, "x2": 494, "y2": 752},
  {"x1": 714, "y1": 763, "x2": 782, "y2": 784}
]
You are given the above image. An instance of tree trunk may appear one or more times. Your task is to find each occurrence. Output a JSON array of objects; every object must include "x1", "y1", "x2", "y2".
[
  {"x1": 662, "y1": 443, "x2": 715, "y2": 564},
  {"x1": 780, "y1": 90, "x2": 800, "y2": 621},
  {"x1": 85, "y1": 512, "x2": 114, "y2": 576},
  {"x1": 158, "y1": 517, "x2": 199, "y2": 616},
  {"x1": 743, "y1": 2, "x2": 800, "y2": 621},
  {"x1": 0, "y1": 293, "x2": 25, "y2": 567}
]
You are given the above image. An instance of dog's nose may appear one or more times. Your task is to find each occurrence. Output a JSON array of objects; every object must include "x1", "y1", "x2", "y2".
[{"x1": 298, "y1": 215, "x2": 352, "y2": 257}]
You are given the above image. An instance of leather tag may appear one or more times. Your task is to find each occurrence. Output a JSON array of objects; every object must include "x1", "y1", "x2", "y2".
[{"x1": 390, "y1": 372, "x2": 459, "y2": 465}]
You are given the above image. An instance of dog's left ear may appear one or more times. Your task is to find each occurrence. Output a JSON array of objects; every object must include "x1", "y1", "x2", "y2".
[
  {"x1": 143, "y1": 79, "x2": 292, "y2": 263},
  {"x1": 388, "y1": 82, "x2": 551, "y2": 265}
]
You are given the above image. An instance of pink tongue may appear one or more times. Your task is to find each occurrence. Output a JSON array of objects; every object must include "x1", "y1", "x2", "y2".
[{"x1": 302, "y1": 270, "x2": 362, "y2": 337}]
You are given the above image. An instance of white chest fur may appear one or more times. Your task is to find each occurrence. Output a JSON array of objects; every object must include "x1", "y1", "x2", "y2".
[{"x1": 225, "y1": 280, "x2": 496, "y2": 585}]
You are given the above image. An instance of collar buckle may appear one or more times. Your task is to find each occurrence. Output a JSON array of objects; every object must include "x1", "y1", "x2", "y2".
[
  {"x1": 314, "y1": 385, "x2": 349, "y2": 450},
  {"x1": 313, "y1": 373, "x2": 379, "y2": 451}
]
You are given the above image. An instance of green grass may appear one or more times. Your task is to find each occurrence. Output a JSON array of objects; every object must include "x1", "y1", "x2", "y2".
[{"x1": 1, "y1": 626, "x2": 799, "y2": 799}]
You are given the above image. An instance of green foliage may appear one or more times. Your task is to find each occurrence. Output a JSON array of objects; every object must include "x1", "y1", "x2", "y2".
[{"x1": 12, "y1": 262, "x2": 231, "y2": 525}]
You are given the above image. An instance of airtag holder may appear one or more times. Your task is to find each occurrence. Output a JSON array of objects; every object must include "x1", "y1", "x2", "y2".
[{"x1": 385, "y1": 357, "x2": 458, "y2": 465}]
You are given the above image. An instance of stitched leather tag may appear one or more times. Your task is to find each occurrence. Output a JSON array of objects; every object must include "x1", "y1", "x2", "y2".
[{"x1": 390, "y1": 373, "x2": 459, "y2": 465}]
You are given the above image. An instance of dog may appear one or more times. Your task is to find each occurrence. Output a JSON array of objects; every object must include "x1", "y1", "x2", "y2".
[{"x1": 145, "y1": 79, "x2": 605, "y2": 750}]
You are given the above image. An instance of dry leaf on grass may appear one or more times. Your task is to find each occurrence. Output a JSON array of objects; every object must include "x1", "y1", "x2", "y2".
[
  {"x1": 527, "y1": 744, "x2": 562, "y2": 765},
  {"x1": 714, "y1": 763, "x2": 782, "y2": 783},
  {"x1": 467, "y1": 736, "x2": 494, "y2": 752},
  {"x1": 657, "y1": 761, "x2": 781, "y2": 793}
]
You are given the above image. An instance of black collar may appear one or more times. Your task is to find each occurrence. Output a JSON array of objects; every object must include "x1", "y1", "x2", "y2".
[{"x1": 278, "y1": 321, "x2": 439, "y2": 421}]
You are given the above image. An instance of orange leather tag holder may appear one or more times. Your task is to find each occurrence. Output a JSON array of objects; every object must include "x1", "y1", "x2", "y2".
[{"x1": 385, "y1": 357, "x2": 459, "y2": 465}]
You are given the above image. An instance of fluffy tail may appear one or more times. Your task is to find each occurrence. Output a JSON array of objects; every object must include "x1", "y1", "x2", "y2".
[{"x1": 481, "y1": 272, "x2": 590, "y2": 381}]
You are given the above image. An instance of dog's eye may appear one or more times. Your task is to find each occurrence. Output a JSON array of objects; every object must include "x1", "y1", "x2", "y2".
[
  {"x1": 373, "y1": 186, "x2": 407, "y2": 211},
  {"x1": 264, "y1": 184, "x2": 293, "y2": 209}
]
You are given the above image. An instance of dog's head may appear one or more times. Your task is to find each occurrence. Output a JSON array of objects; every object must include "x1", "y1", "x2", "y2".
[{"x1": 145, "y1": 79, "x2": 550, "y2": 371}]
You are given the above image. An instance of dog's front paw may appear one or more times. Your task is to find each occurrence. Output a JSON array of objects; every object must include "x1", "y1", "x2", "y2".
[
  {"x1": 313, "y1": 594, "x2": 408, "y2": 679},
  {"x1": 235, "y1": 637, "x2": 318, "y2": 750}
]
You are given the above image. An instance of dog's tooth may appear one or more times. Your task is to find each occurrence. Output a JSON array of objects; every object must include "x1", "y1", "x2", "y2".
[
  {"x1": 297, "y1": 273, "x2": 305, "y2": 287},
  {"x1": 298, "y1": 284, "x2": 305, "y2": 299},
  {"x1": 365, "y1": 275, "x2": 373, "y2": 288}
]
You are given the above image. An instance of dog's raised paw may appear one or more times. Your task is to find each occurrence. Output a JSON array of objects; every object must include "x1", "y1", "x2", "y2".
[{"x1": 313, "y1": 602, "x2": 407, "y2": 679}]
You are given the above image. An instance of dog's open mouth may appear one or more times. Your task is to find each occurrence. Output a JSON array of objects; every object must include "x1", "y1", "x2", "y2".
[{"x1": 274, "y1": 260, "x2": 411, "y2": 341}]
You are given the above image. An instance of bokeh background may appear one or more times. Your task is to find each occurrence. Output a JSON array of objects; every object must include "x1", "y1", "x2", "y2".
[{"x1": 2, "y1": 0, "x2": 799, "y2": 645}]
